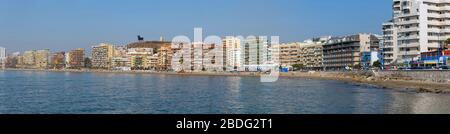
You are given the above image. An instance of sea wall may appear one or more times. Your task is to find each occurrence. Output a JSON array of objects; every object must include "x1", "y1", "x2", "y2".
[{"x1": 374, "y1": 70, "x2": 450, "y2": 83}]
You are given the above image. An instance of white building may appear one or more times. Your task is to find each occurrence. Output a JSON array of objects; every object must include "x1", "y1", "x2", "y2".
[
  {"x1": 0, "y1": 47, "x2": 5, "y2": 69},
  {"x1": 223, "y1": 36, "x2": 242, "y2": 71},
  {"x1": 170, "y1": 42, "x2": 219, "y2": 72},
  {"x1": 65, "y1": 52, "x2": 71, "y2": 68},
  {"x1": 382, "y1": 21, "x2": 399, "y2": 65},
  {"x1": 0, "y1": 47, "x2": 5, "y2": 58},
  {"x1": 242, "y1": 36, "x2": 271, "y2": 71},
  {"x1": 383, "y1": 0, "x2": 450, "y2": 64}
]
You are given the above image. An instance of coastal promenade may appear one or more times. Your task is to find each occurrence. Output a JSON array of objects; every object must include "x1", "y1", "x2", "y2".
[{"x1": 3, "y1": 68, "x2": 450, "y2": 94}]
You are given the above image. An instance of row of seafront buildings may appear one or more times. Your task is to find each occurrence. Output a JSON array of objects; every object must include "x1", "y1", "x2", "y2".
[
  {"x1": 381, "y1": 0, "x2": 450, "y2": 68},
  {"x1": 2, "y1": 0, "x2": 450, "y2": 71},
  {"x1": 0, "y1": 34, "x2": 383, "y2": 72},
  {"x1": 275, "y1": 35, "x2": 382, "y2": 71},
  {"x1": 2, "y1": 48, "x2": 85, "y2": 69}
]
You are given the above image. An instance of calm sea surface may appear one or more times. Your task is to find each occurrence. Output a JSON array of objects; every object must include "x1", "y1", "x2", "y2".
[{"x1": 1, "y1": 70, "x2": 450, "y2": 114}]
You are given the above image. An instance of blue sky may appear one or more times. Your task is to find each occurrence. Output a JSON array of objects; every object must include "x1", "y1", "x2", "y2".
[{"x1": 0, "y1": 0, "x2": 392, "y2": 52}]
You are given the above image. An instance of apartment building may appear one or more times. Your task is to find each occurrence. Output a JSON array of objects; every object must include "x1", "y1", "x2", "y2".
[
  {"x1": 223, "y1": 36, "x2": 242, "y2": 71},
  {"x1": 242, "y1": 36, "x2": 271, "y2": 71},
  {"x1": 23, "y1": 50, "x2": 36, "y2": 67},
  {"x1": 298, "y1": 43, "x2": 324, "y2": 70},
  {"x1": 127, "y1": 48, "x2": 153, "y2": 70},
  {"x1": 130, "y1": 55, "x2": 149, "y2": 69},
  {"x1": 157, "y1": 44, "x2": 173, "y2": 71},
  {"x1": 170, "y1": 42, "x2": 189, "y2": 71},
  {"x1": 68, "y1": 48, "x2": 85, "y2": 69},
  {"x1": 272, "y1": 37, "x2": 327, "y2": 70},
  {"x1": 35, "y1": 49, "x2": 51, "y2": 69},
  {"x1": 111, "y1": 46, "x2": 131, "y2": 70},
  {"x1": 112, "y1": 57, "x2": 131, "y2": 70},
  {"x1": 5, "y1": 52, "x2": 20, "y2": 68},
  {"x1": 50, "y1": 52, "x2": 66, "y2": 69},
  {"x1": 0, "y1": 47, "x2": 5, "y2": 69},
  {"x1": 92, "y1": 43, "x2": 114, "y2": 69},
  {"x1": 383, "y1": 0, "x2": 450, "y2": 65},
  {"x1": 382, "y1": 21, "x2": 400, "y2": 65},
  {"x1": 275, "y1": 42, "x2": 301, "y2": 68},
  {"x1": 127, "y1": 40, "x2": 172, "y2": 70},
  {"x1": 323, "y1": 34, "x2": 380, "y2": 70},
  {"x1": 178, "y1": 43, "x2": 215, "y2": 72}
]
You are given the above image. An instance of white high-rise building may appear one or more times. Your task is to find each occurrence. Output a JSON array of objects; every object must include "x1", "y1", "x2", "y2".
[
  {"x1": 0, "y1": 47, "x2": 5, "y2": 58},
  {"x1": 0, "y1": 47, "x2": 6, "y2": 69},
  {"x1": 242, "y1": 36, "x2": 271, "y2": 71},
  {"x1": 223, "y1": 36, "x2": 242, "y2": 71},
  {"x1": 383, "y1": 0, "x2": 450, "y2": 64},
  {"x1": 382, "y1": 21, "x2": 399, "y2": 65},
  {"x1": 65, "y1": 52, "x2": 71, "y2": 68}
]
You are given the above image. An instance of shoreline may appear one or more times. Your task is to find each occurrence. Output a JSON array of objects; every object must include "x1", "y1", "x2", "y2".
[{"x1": 3, "y1": 68, "x2": 450, "y2": 94}]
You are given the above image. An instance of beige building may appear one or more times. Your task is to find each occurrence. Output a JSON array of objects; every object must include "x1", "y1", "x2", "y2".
[
  {"x1": 298, "y1": 43, "x2": 324, "y2": 70},
  {"x1": 23, "y1": 50, "x2": 36, "y2": 67},
  {"x1": 157, "y1": 44, "x2": 174, "y2": 71},
  {"x1": 149, "y1": 54, "x2": 159, "y2": 69},
  {"x1": 35, "y1": 49, "x2": 51, "y2": 69},
  {"x1": 92, "y1": 43, "x2": 114, "y2": 69},
  {"x1": 126, "y1": 40, "x2": 172, "y2": 70},
  {"x1": 274, "y1": 39, "x2": 326, "y2": 70},
  {"x1": 277, "y1": 42, "x2": 302, "y2": 68},
  {"x1": 16, "y1": 55, "x2": 24, "y2": 68},
  {"x1": 130, "y1": 55, "x2": 150, "y2": 69},
  {"x1": 128, "y1": 48, "x2": 154, "y2": 70}
]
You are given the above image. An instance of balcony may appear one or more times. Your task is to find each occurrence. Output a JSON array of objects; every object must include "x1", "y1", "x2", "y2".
[
  {"x1": 428, "y1": 28, "x2": 441, "y2": 33},
  {"x1": 427, "y1": 13, "x2": 444, "y2": 18},
  {"x1": 428, "y1": 20, "x2": 450, "y2": 26},
  {"x1": 383, "y1": 40, "x2": 394, "y2": 43},
  {"x1": 428, "y1": 28, "x2": 450, "y2": 33},
  {"x1": 397, "y1": 35, "x2": 420, "y2": 40},
  {"x1": 396, "y1": 19, "x2": 420, "y2": 25},
  {"x1": 383, "y1": 51, "x2": 394, "y2": 54},
  {"x1": 397, "y1": 27, "x2": 419, "y2": 33},
  {"x1": 398, "y1": 50, "x2": 420, "y2": 56},
  {"x1": 398, "y1": 43, "x2": 420, "y2": 48},
  {"x1": 427, "y1": 5, "x2": 450, "y2": 11},
  {"x1": 384, "y1": 56, "x2": 395, "y2": 60},
  {"x1": 396, "y1": 13, "x2": 419, "y2": 19},
  {"x1": 427, "y1": 43, "x2": 442, "y2": 48},
  {"x1": 427, "y1": 36, "x2": 444, "y2": 41}
]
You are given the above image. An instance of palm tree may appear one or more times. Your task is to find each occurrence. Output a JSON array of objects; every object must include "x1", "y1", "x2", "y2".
[
  {"x1": 292, "y1": 64, "x2": 304, "y2": 71},
  {"x1": 178, "y1": 56, "x2": 184, "y2": 72},
  {"x1": 372, "y1": 60, "x2": 382, "y2": 69}
]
